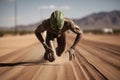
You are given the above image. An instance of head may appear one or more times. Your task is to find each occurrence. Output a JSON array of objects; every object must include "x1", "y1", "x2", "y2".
[{"x1": 50, "y1": 10, "x2": 65, "y2": 32}]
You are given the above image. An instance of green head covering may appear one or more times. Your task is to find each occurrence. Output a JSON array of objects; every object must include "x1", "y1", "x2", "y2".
[{"x1": 50, "y1": 10, "x2": 65, "y2": 30}]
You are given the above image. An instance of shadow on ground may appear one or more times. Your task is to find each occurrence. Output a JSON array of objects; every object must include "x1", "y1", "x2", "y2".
[
  {"x1": 0, "y1": 58, "x2": 47, "y2": 67},
  {"x1": 0, "y1": 57, "x2": 64, "y2": 67}
]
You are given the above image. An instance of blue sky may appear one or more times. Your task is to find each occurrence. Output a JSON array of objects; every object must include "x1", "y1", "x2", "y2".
[{"x1": 0, "y1": 0, "x2": 120, "y2": 27}]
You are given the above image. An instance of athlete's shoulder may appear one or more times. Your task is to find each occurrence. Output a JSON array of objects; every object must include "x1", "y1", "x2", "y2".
[
  {"x1": 64, "y1": 17, "x2": 73, "y2": 23},
  {"x1": 35, "y1": 18, "x2": 50, "y2": 32},
  {"x1": 64, "y1": 18, "x2": 74, "y2": 27},
  {"x1": 40, "y1": 18, "x2": 50, "y2": 28},
  {"x1": 42, "y1": 18, "x2": 50, "y2": 25},
  {"x1": 64, "y1": 18, "x2": 82, "y2": 33},
  {"x1": 64, "y1": 17, "x2": 76, "y2": 27}
]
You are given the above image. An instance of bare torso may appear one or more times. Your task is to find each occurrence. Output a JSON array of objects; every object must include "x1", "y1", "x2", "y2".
[
  {"x1": 35, "y1": 17, "x2": 82, "y2": 61},
  {"x1": 40, "y1": 18, "x2": 80, "y2": 39}
]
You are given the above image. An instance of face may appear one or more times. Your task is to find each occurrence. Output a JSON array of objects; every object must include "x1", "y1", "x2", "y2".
[
  {"x1": 50, "y1": 18, "x2": 64, "y2": 34},
  {"x1": 50, "y1": 25, "x2": 61, "y2": 34}
]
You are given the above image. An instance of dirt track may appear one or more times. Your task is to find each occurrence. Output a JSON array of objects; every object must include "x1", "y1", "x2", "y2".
[{"x1": 0, "y1": 34, "x2": 120, "y2": 80}]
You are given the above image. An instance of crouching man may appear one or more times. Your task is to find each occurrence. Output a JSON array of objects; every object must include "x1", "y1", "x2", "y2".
[{"x1": 35, "y1": 10, "x2": 82, "y2": 62}]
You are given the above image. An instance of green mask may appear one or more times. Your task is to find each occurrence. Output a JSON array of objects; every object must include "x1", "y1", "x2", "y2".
[{"x1": 50, "y1": 10, "x2": 65, "y2": 30}]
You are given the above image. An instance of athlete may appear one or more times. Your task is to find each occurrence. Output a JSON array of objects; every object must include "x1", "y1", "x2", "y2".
[{"x1": 35, "y1": 10, "x2": 82, "y2": 62}]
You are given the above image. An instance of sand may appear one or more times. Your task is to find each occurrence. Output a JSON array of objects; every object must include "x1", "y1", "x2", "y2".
[{"x1": 0, "y1": 33, "x2": 120, "y2": 80}]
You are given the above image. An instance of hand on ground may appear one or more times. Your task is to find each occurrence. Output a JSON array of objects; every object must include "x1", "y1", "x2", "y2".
[
  {"x1": 65, "y1": 48, "x2": 75, "y2": 60},
  {"x1": 44, "y1": 49, "x2": 55, "y2": 62}
]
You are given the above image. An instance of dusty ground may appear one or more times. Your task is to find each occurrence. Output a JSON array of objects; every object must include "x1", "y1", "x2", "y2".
[{"x1": 0, "y1": 33, "x2": 120, "y2": 80}]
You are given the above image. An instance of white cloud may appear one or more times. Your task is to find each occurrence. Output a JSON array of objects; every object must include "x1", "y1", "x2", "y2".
[
  {"x1": 38, "y1": 5, "x2": 56, "y2": 10},
  {"x1": 38, "y1": 5, "x2": 71, "y2": 10},
  {"x1": 60, "y1": 5, "x2": 71, "y2": 10}
]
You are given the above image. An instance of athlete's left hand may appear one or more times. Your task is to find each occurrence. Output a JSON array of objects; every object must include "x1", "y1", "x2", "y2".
[{"x1": 65, "y1": 48, "x2": 75, "y2": 60}]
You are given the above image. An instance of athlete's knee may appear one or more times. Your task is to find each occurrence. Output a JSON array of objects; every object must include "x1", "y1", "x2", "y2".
[{"x1": 56, "y1": 47, "x2": 65, "y2": 56}]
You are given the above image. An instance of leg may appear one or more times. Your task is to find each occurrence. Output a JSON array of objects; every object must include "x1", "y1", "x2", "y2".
[
  {"x1": 44, "y1": 32, "x2": 55, "y2": 62},
  {"x1": 56, "y1": 33, "x2": 66, "y2": 56}
]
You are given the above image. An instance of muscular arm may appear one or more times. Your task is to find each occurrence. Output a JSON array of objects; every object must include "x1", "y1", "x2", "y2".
[
  {"x1": 69, "y1": 21, "x2": 83, "y2": 49},
  {"x1": 65, "y1": 19, "x2": 82, "y2": 60},
  {"x1": 35, "y1": 24, "x2": 49, "y2": 49},
  {"x1": 35, "y1": 25, "x2": 44, "y2": 43}
]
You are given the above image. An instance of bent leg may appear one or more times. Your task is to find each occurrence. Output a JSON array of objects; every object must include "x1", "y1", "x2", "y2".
[
  {"x1": 44, "y1": 32, "x2": 55, "y2": 62},
  {"x1": 56, "y1": 33, "x2": 66, "y2": 56}
]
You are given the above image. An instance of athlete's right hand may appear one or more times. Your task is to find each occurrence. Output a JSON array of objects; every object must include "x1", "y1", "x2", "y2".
[{"x1": 43, "y1": 42, "x2": 54, "y2": 53}]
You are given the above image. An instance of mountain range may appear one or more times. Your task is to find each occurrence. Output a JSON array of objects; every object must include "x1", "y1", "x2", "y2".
[
  {"x1": 73, "y1": 10, "x2": 120, "y2": 30},
  {"x1": 0, "y1": 10, "x2": 120, "y2": 31}
]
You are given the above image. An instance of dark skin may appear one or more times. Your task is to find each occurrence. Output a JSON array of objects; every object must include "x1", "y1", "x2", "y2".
[{"x1": 35, "y1": 18, "x2": 82, "y2": 61}]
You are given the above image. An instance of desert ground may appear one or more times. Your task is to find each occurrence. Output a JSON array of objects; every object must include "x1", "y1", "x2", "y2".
[{"x1": 0, "y1": 33, "x2": 120, "y2": 80}]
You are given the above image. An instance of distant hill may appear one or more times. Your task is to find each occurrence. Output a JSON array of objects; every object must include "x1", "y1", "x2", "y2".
[
  {"x1": 73, "y1": 10, "x2": 120, "y2": 30},
  {"x1": 0, "y1": 10, "x2": 120, "y2": 31}
]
